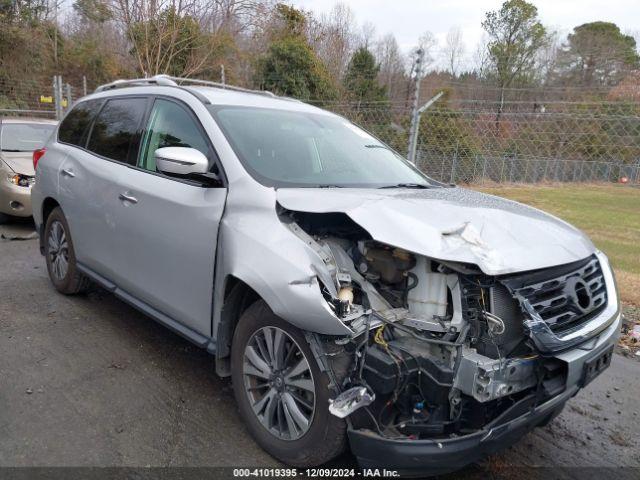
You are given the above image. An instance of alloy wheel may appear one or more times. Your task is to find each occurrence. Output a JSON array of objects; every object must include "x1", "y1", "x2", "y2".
[
  {"x1": 48, "y1": 220, "x2": 69, "y2": 281},
  {"x1": 242, "y1": 326, "x2": 316, "y2": 441}
]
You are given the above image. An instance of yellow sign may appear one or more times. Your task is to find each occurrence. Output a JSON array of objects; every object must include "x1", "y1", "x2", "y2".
[{"x1": 39, "y1": 95, "x2": 68, "y2": 107}]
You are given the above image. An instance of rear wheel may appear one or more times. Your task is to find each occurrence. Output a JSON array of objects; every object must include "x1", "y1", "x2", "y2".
[
  {"x1": 44, "y1": 207, "x2": 90, "y2": 294},
  {"x1": 231, "y1": 300, "x2": 346, "y2": 466}
]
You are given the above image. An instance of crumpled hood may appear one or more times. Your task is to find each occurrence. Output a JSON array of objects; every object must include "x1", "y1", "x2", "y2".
[
  {"x1": 276, "y1": 187, "x2": 596, "y2": 276},
  {"x1": 0, "y1": 152, "x2": 34, "y2": 175}
]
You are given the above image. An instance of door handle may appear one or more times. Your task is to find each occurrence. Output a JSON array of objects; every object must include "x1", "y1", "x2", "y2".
[
  {"x1": 118, "y1": 193, "x2": 138, "y2": 204},
  {"x1": 61, "y1": 169, "x2": 75, "y2": 178}
]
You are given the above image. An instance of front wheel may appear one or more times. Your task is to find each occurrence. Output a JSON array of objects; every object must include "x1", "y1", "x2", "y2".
[{"x1": 231, "y1": 300, "x2": 346, "y2": 466}]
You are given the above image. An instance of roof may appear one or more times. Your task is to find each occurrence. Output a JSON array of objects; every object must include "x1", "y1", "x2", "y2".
[
  {"x1": 0, "y1": 117, "x2": 58, "y2": 125},
  {"x1": 93, "y1": 75, "x2": 330, "y2": 115},
  {"x1": 184, "y1": 86, "x2": 328, "y2": 114}
]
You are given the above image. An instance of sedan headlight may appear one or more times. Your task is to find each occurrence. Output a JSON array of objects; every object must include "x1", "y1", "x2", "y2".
[{"x1": 7, "y1": 173, "x2": 34, "y2": 187}]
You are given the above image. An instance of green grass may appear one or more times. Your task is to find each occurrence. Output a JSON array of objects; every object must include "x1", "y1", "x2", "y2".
[{"x1": 476, "y1": 184, "x2": 640, "y2": 305}]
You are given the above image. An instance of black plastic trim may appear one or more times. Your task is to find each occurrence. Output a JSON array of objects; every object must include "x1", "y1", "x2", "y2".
[
  {"x1": 77, "y1": 262, "x2": 213, "y2": 350},
  {"x1": 348, "y1": 384, "x2": 578, "y2": 476}
]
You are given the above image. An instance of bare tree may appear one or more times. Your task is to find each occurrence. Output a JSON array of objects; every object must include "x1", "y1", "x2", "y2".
[
  {"x1": 375, "y1": 33, "x2": 406, "y2": 101},
  {"x1": 443, "y1": 27, "x2": 465, "y2": 76},
  {"x1": 359, "y1": 21, "x2": 376, "y2": 49},
  {"x1": 418, "y1": 31, "x2": 438, "y2": 71},
  {"x1": 308, "y1": 2, "x2": 356, "y2": 81},
  {"x1": 110, "y1": 0, "x2": 255, "y2": 77}
]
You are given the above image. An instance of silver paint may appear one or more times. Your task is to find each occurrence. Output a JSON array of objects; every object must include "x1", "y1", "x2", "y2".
[
  {"x1": 276, "y1": 187, "x2": 596, "y2": 276},
  {"x1": 32, "y1": 84, "x2": 607, "y2": 344}
]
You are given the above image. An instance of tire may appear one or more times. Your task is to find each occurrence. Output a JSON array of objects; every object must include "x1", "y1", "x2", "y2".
[
  {"x1": 231, "y1": 300, "x2": 346, "y2": 467},
  {"x1": 44, "y1": 207, "x2": 90, "y2": 295},
  {"x1": 0, "y1": 212, "x2": 10, "y2": 224}
]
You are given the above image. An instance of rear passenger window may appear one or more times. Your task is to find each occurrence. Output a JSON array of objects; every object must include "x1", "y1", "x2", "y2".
[
  {"x1": 58, "y1": 100, "x2": 102, "y2": 147},
  {"x1": 87, "y1": 98, "x2": 147, "y2": 164}
]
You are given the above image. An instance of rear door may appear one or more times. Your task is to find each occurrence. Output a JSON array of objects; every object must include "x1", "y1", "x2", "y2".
[
  {"x1": 113, "y1": 97, "x2": 227, "y2": 336},
  {"x1": 58, "y1": 97, "x2": 148, "y2": 279}
]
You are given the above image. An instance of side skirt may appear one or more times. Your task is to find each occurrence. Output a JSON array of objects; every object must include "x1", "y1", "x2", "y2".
[{"x1": 77, "y1": 262, "x2": 217, "y2": 354}]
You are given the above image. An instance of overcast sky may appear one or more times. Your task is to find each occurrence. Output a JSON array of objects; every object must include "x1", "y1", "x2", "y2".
[{"x1": 291, "y1": 0, "x2": 640, "y2": 66}]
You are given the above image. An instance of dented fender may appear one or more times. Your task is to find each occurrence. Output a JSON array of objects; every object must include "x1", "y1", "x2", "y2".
[{"x1": 212, "y1": 180, "x2": 353, "y2": 339}]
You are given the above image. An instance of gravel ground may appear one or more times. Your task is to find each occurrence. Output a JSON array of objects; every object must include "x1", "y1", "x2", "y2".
[{"x1": 1, "y1": 219, "x2": 639, "y2": 479}]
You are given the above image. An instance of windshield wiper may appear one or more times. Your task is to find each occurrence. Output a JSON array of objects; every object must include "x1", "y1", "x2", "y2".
[
  {"x1": 0, "y1": 149, "x2": 26, "y2": 152},
  {"x1": 378, "y1": 183, "x2": 431, "y2": 189},
  {"x1": 364, "y1": 144, "x2": 389, "y2": 150}
]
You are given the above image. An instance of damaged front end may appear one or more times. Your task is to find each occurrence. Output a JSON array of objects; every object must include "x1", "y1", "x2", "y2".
[{"x1": 281, "y1": 207, "x2": 620, "y2": 474}]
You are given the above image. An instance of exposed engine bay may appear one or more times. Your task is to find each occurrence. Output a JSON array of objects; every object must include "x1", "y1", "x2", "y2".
[{"x1": 278, "y1": 208, "x2": 612, "y2": 441}]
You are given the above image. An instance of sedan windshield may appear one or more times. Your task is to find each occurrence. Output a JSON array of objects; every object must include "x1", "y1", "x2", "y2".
[
  {"x1": 209, "y1": 106, "x2": 434, "y2": 188},
  {"x1": 0, "y1": 123, "x2": 55, "y2": 152}
]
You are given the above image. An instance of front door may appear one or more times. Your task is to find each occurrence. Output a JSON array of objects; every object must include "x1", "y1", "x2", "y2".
[{"x1": 113, "y1": 97, "x2": 226, "y2": 337}]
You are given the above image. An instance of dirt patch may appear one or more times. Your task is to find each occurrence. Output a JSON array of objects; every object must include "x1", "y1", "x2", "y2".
[{"x1": 618, "y1": 304, "x2": 640, "y2": 361}]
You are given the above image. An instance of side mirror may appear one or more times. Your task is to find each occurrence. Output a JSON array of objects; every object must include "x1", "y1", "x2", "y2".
[{"x1": 155, "y1": 147, "x2": 209, "y2": 176}]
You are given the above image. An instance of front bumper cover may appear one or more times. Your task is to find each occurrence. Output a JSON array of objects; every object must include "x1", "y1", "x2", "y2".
[
  {"x1": 0, "y1": 179, "x2": 33, "y2": 217},
  {"x1": 348, "y1": 309, "x2": 622, "y2": 476}
]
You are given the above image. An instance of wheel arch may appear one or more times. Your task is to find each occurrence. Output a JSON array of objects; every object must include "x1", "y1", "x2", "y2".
[
  {"x1": 39, "y1": 197, "x2": 61, "y2": 254},
  {"x1": 214, "y1": 275, "x2": 261, "y2": 376}
]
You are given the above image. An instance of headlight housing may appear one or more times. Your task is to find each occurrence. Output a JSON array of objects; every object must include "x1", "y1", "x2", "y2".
[{"x1": 7, "y1": 173, "x2": 35, "y2": 187}]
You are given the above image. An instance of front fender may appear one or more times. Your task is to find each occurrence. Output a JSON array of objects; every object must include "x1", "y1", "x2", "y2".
[{"x1": 213, "y1": 204, "x2": 352, "y2": 337}]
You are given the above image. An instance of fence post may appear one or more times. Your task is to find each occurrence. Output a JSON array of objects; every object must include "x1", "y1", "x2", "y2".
[
  {"x1": 481, "y1": 157, "x2": 487, "y2": 185},
  {"x1": 83, "y1": 76, "x2": 87, "y2": 97},
  {"x1": 53, "y1": 76, "x2": 61, "y2": 120},
  {"x1": 52, "y1": 76, "x2": 57, "y2": 119},
  {"x1": 450, "y1": 141, "x2": 458, "y2": 184},
  {"x1": 542, "y1": 158, "x2": 549, "y2": 182},
  {"x1": 57, "y1": 75, "x2": 64, "y2": 120},
  {"x1": 65, "y1": 83, "x2": 71, "y2": 113},
  {"x1": 407, "y1": 48, "x2": 424, "y2": 163}
]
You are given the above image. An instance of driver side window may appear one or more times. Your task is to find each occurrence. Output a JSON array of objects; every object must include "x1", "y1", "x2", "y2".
[{"x1": 139, "y1": 99, "x2": 211, "y2": 172}]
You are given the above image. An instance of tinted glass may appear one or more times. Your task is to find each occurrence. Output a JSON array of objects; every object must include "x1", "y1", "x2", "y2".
[
  {"x1": 87, "y1": 98, "x2": 147, "y2": 164},
  {"x1": 1, "y1": 123, "x2": 55, "y2": 151},
  {"x1": 58, "y1": 100, "x2": 102, "y2": 147},
  {"x1": 139, "y1": 99, "x2": 210, "y2": 171},
  {"x1": 210, "y1": 106, "x2": 432, "y2": 188}
]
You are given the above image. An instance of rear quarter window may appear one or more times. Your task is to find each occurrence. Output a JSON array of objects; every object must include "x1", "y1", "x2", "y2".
[{"x1": 58, "y1": 99, "x2": 103, "y2": 147}]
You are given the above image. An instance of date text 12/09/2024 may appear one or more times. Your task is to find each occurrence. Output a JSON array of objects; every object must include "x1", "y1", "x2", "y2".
[{"x1": 233, "y1": 469, "x2": 400, "y2": 478}]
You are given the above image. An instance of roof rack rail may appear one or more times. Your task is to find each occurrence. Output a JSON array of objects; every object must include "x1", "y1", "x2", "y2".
[
  {"x1": 94, "y1": 75, "x2": 294, "y2": 101},
  {"x1": 94, "y1": 75, "x2": 178, "y2": 92},
  {"x1": 168, "y1": 76, "x2": 278, "y2": 98}
]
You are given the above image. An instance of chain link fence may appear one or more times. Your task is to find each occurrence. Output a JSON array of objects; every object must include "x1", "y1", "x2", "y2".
[
  {"x1": 0, "y1": 77, "x2": 87, "y2": 120},
  {"x1": 320, "y1": 98, "x2": 640, "y2": 185},
  {"x1": 1, "y1": 76, "x2": 639, "y2": 184}
]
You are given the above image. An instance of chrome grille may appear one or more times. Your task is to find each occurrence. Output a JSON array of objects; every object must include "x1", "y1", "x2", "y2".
[{"x1": 508, "y1": 256, "x2": 607, "y2": 333}]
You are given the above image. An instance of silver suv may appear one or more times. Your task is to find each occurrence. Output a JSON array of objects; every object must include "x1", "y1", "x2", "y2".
[{"x1": 32, "y1": 76, "x2": 621, "y2": 475}]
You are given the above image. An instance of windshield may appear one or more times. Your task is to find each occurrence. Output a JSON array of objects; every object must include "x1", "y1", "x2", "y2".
[
  {"x1": 209, "y1": 106, "x2": 434, "y2": 188},
  {"x1": 0, "y1": 123, "x2": 55, "y2": 152}
]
